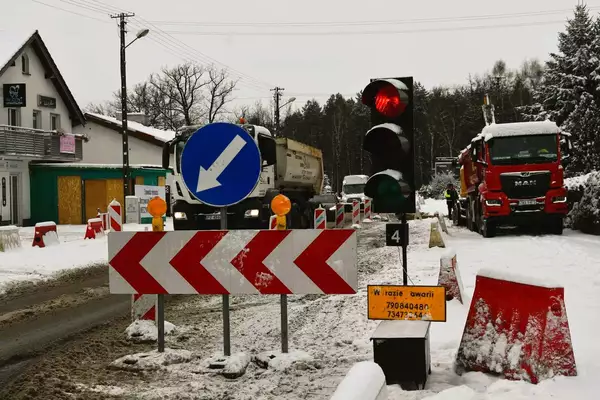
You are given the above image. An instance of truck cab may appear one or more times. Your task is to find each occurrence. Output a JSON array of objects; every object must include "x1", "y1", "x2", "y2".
[
  {"x1": 459, "y1": 120, "x2": 571, "y2": 237},
  {"x1": 340, "y1": 174, "x2": 369, "y2": 212}
]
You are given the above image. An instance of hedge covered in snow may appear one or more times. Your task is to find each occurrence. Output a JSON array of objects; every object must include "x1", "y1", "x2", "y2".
[
  {"x1": 418, "y1": 172, "x2": 460, "y2": 199},
  {"x1": 566, "y1": 171, "x2": 600, "y2": 234}
]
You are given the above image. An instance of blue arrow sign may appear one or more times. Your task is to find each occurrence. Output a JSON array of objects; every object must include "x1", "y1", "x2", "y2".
[{"x1": 180, "y1": 122, "x2": 262, "y2": 207}]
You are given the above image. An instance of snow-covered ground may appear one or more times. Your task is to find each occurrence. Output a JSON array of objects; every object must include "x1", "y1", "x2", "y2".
[
  {"x1": 71, "y1": 200, "x2": 600, "y2": 399},
  {"x1": 0, "y1": 219, "x2": 174, "y2": 293},
  {"x1": 419, "y1": 197, "x2": 449, "y2": 217}
]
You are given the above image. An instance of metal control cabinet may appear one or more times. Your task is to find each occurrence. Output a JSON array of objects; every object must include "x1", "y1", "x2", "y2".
[{"x1": 370, "y1": 320, "x2": 432, "y2": 390}]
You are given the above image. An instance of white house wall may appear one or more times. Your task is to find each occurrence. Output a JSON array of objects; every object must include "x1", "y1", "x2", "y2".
[
  {"x1": 0, "y1": 45, "x2": 73, "y2": 132},
  {"x1": 74, "y1": 121, "x2": 175, "y2": 167}
]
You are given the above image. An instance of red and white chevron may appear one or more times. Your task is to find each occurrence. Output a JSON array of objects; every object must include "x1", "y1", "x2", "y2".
[
  {"x1": 314, "y1": 207, "x2": 326, "y2": 229},
  {"x1": 108, "y1": 229, "x2": 357, "y2": 295},
  {"x1": 132, "y1": 294, "x2": 157, "y2": 321},
  {"x1": 352, "y1": 200, "x2": 360, "y2": 225},
  {"x1": 364, "y1": 198, "x2": 372, "y2": 220},
  {"x1": 109, "y1": 199, "x2": 122, "y2": 232},
  {"x1": 335, "y1": 204, "x2": 345, "y2": 228}
]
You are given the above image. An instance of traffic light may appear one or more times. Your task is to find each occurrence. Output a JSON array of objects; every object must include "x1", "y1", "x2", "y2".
[{"x1": 361, "y1": 77, "x2": 415, "y2": 214}]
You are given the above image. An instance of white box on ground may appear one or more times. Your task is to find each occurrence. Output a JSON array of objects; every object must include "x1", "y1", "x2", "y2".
[{"x1": 125, "y1": 196, "x2": 141, "y2": 224}]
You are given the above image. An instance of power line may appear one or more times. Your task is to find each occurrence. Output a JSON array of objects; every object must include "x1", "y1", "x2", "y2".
[
  {"x1": 29, "y1": 0, "x2": 111, "y2": 23},
  {"x1": 82, "y1": 0, "x2": 275, "y2": 91},
  {"x1": 161, "y1": 19, "x2": 569, "y2": 37},
  {"x1": 31, "y1": 0, "x2": 274, "y2": 92},
  {"x1": 146, "y1": 7, "x2": 597, "y2": 28}
]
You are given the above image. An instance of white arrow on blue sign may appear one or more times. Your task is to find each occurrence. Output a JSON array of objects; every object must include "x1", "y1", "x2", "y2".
[{"x1": 180, "y1": 122, "x2": 262, "y2": 207}]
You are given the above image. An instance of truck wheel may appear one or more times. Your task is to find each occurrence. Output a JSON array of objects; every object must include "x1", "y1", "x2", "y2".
[
  {"x1": 549, "y1": 218, "x2": 564, "y2": 235},
  {"x1": 466, "y1": 202, "x2": 473, "y2": 231},
  {"x1": 481, "y1": 220, "x2": 496, "y2": 238}
]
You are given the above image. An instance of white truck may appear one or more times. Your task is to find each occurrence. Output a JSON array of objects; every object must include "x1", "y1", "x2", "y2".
[
  {"x1": 340, "y1": 174, "x2": 369, "y2": 212},
  {"x1": 162, "y1": 123, "x2": 333, "y2": 230}
]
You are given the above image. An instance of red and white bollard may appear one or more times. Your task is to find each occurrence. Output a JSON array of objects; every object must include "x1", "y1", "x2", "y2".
[
  {"x1": 108, "y1": 199, "x2": 122, "y2": 232},
  {"x1": 269, "y1": 215, "x2": 278, "y2": 230},
  {"x1": 314, "y1": 206, "x2": 326, "y2": 229},
  {"x1": 132, "y1": 293, "x2": 157, "y2": 322},
  {"x1": 335, "y1": 204, "x2": 345, "y2": 229},
  {"x1": 364, "y1": 198, "x2": 372, "y2": 220},
  {"x1": 97, "y1": 212, "x2": 109, "y2": 231},
  {"x1": 352, "y1": 200, "x2": 360, "y2": 225}
]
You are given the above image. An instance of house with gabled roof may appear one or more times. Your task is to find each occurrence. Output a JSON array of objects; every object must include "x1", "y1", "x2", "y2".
[{"x1": 0, "y1": 30, "x2": 87, "y2": 226}]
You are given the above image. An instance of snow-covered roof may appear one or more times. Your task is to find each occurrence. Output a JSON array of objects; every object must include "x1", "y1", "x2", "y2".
[
  {"x1": 86, "y1": 113, "x2": 175, "y2": 143},
  {"x1": 481, "y1": 121, "x2": 560, "y2": 142},
  {"x1": 31, "y1": 163, "x2": 166, "y2": 170}
]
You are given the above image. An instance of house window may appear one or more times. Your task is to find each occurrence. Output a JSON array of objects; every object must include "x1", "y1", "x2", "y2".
[
  {"x1": 21, "y1": 54, "x2": 29, "y2": 75},
  {"x1": 33, "y1": 110, "x2": 42, "y2": 130},
  {"x1": 8, "y1": 109, "x2": 21, "y2": 127},
  {"x1": 50, "y1": 113, "x2": 60, "y2": 131}
]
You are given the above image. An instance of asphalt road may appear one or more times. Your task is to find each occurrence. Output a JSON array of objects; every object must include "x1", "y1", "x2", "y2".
[{"x1": 0, "y1": 265, "x2": 129, "y2": 387}]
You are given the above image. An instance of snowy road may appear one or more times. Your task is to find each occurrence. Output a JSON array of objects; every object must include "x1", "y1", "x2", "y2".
[{"x1": 2, "y1": 216, "x2": 599, "y2": 399}]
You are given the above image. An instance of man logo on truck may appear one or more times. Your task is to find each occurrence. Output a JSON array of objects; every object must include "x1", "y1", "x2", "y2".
[{"x1": 515, "y1": 180, "x2": 536, "y2": 187}]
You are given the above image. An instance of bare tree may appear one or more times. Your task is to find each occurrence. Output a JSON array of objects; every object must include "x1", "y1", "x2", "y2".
[
  {"x1": 83, "y1": 101, "x2": 116, "y2": 116},
  {"x1": 149, "y1": 63, "x2": 209, "y2": 127},
  {"x1": 206, "y1": 68, "x2": 237, "y2": 123}
]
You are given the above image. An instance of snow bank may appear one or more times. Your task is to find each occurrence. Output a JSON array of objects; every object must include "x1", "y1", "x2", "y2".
[
  {"x1": 330, "y1": 361, "x2": 387, "y2": 400},
  {"x1": 565, "y1": 171, "x2": 595, "y2": 190},
  {"x1": 110, "y1": 349, "x2": 193, "y2": 371},
  {"x1": 420, "y1": 199, "x2": 448, "y2": 216},
  {"x1": 477, "y1": 268, "x2": 561, "y2": 288},
  {"x1": 254, "y1": 350, "x2": 314, "y2": 372},
  {"x1": 125, "y1": 320, "x2": 176, "y2": 343},
  {"x1": 0, "y1": 219, "x2": 173, "y2": 293},
  {"x1": 422, "y1": 385, "x2": 477, "y2": 399}
]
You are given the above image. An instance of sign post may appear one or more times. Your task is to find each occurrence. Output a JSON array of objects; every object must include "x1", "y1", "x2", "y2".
[
  {"x1": 271, "y1": 194, "x2": 292, "y2": 353},
  {"x1": 178, "y1": 122, "x2": 262, "y2": 358},
  {"x1": 147, "y1": 196, "x2": 167, "y2": 352}
]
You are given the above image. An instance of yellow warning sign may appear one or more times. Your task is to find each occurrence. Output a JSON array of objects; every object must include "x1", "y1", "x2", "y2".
[{"x1": 367, "y1": 285, "x2": 447, "y2": 322}]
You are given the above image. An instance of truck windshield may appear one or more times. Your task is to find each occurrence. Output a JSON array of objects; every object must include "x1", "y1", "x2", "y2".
[
  {"x1": 488, "y1": 134, "x2": 558, "y2": 165},
  {"x1": 343, "y1": 184, "x2": 365, "y2": 194}
]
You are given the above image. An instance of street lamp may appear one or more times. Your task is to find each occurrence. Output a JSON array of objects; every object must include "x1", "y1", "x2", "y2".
[
  {"x1": 274, "y1": 97, "x2": 296, "y2": 137},
  {"x1": 120, "y1": 25, "x2": 149, "y2": 207},
  {"x1": 126, "y1": 28, "x2": 149, "y2": 49}
]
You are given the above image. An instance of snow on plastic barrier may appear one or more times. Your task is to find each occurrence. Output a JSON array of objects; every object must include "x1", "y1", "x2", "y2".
[
  {"x1": 437, "y1": 249, "x2": 465, "y2": 304},
  {"x1": 330, "y1": 361, "x2": 387, "y2": 400},
  {"x1": 455, "y1": 269, "x2": 577, "y2": 384},
  {"x1": 0, "y1": 225, "x2": 20, "y2": 252}
]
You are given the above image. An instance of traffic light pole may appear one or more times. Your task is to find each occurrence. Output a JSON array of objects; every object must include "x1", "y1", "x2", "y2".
[{"x1": 401, "y1": 213, "x2": 408, "y2": 286}]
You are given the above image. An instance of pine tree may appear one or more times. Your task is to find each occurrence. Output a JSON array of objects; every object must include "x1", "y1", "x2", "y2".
[
  {"x1": 523, "y1": 5, "x2": 597, "y2": 125},
  {"x1": 522, "y1": 4, "x2": 599, "y2": 174}
]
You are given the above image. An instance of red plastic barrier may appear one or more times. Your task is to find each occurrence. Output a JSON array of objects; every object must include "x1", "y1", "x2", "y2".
[
  {"x1": 455, "y1": 270, "x2": 576, "y2": 384},
  {"x1": 32, "y1": 222, "x2": 57, "y2": 248}
]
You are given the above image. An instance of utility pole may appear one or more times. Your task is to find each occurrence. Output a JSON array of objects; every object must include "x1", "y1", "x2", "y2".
[
  {"x1": 271, "y1": 87, "x2": 283, "y2": 137},
  {"x1": 111, "y1": 12, "x2": 135, "y2": 206}
]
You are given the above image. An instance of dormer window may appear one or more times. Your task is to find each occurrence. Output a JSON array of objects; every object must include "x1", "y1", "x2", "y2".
[{"x1": 21, "y1": 54, "x2": 29, "y2": 75}]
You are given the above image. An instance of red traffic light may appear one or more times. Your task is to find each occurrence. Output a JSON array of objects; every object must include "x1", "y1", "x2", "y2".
[
  {"x1": 374, "y1": 85, "x2": 407, "y2": 118},
  {"x1": 362, "y1": 79, "x2": 410, "y2": 118}
]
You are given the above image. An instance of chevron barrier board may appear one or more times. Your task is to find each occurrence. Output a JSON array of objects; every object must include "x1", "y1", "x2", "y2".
[{"x1": 108, "y1": 229, "x2": 358, "y2": 295}]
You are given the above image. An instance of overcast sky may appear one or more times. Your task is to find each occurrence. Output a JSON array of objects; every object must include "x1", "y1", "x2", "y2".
[{"x1": 1, "y1": 0, "x2": 596, "y2": 114}]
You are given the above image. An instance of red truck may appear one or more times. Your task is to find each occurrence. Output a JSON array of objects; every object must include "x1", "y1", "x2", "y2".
[{"x1": 455, "y1": 120, "x2": 572, "y2": 237}]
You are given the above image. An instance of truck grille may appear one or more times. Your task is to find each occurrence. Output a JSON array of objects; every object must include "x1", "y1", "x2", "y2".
[{"x1": 499, "y1": 171, "x2": 550, "y2": 199}]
